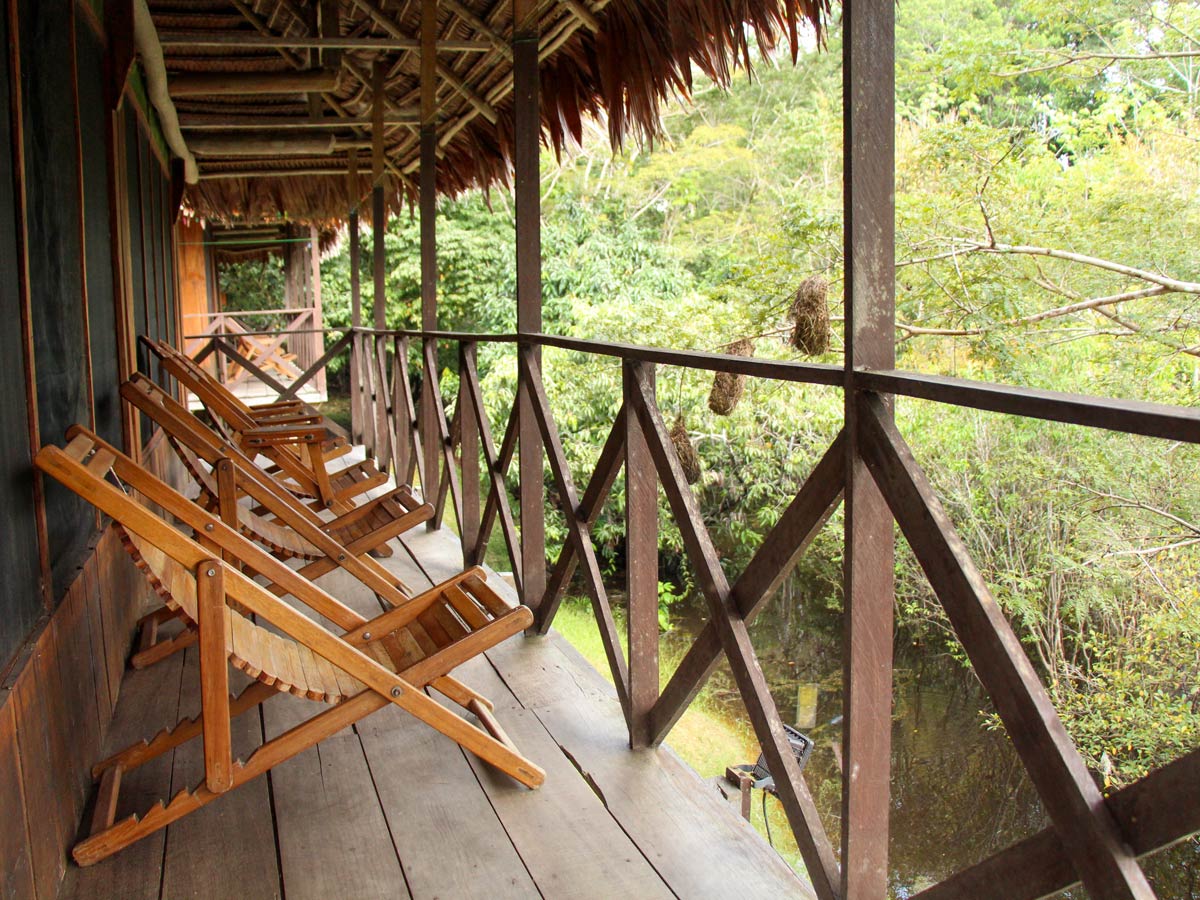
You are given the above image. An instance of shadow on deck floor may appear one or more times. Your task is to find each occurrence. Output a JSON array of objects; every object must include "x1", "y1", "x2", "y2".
[{"x1": 58, "y1": 525, "x2": 813, "y2": 899}]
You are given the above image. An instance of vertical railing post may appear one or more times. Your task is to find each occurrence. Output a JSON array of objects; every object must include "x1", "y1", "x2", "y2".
[
  {"x1": 459, "y1": 341, "x2": 481, "y2": 565},
  {"x1": 420, "y1": 337, "x2": 440, "y2": 514},
  {"x1": 513, "y1": 0, "x2": 545, "y2": 610},
  {"x1": 419, "y1": 1, "x2": 440, "y2": 515},
  {"x1": 624, "y1": 360, "x2": 659, "y2": 749},
  {"x1": 392, "y1": 334, "x2": 408, "y2": 482},
  {"x1": 374, "y1": 332, "x2": 392, "y2": 473},
  {"x1": 347, "y1": 146, "x2": 363, "y2": 443},
  {"x1": 842, "y1": 0, "x2": 897, "y2": 895}
]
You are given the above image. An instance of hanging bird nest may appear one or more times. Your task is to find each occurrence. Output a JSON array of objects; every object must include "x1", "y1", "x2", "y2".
[
  {"x1": 670, "y1": 415, "x2": 702, "y2": 485},
  {"x1": 708, "y1": 338, "x2": 755, "y2": 416},
  {"x1": 790, "y1": 275, "x2": 830, "y2": 355}
]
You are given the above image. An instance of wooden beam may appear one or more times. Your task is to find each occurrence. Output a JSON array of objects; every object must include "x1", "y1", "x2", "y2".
[
  {"x1": 317, "y1": 0, "x2": 343, "y2": 70},
  {"x1": 459, "y1": 343, "x2": 481, "y2": 564},
  {"x1": 858, "y1": 368, "x2": 1200, "y2": 444},
  {"x1": 104, "y1": 0, "x2": 135, "y2": 110},
  {"x1": 857, "y1": 394, "x2": 1155, "y2": 899},
  {"x1": 180, "y1": 113, "x2": 419, "y2": 130},
  {"x1": 196, "y1": 559, "x2": 233, "y2": 794},
  {"x1": 420, "y1": 0, "x2": 440, "y2": 511},
  {"x1": 167, "y1": 69, "x2": 339, "y2": 97},
  {"x1": 187, "y1": 134, "x2": 339, "y2": 156},
  {"x1": 159, "y1": 32, "x2": 493, "y2": 52},
  {"x1": 349, "y1": 0, "x2": 499, "y2": 124},
  {"x1": 648, "y1": 432, "x2": 846, "y2": 744},
  {"x1": 841, "y1": 0, "x2": 897, "y2": 893},
  {"x1": 535, "y1": 407, "x2": 626, "y2": 632},
  {"x1": 443, "y1": 0, "x2": 513, "y2": 60},
  {"x1": 198, "y1": 168, "x2": 356, "y2": 180},
  {"x1": 558, "y1": 0, "x2": 599, "y2": 31},
  {"x1": 371, "y1": 60, "x2": 387, "y2": 332},
  {"x1": 626, "y1": 364, "x2": 841, "y2": 900},
  {"x1": 625, "y1": 361, "x2": 658, "y2": 748},
  {"x1": 915, "y1": 748, "x2": 1200, "y2": 900},
  {"x1": 518, "y1": 350, "x2": 632, "y2": 718},
  {"x1": 514, "y1": 0, "x2": 545, "y2": 613}
]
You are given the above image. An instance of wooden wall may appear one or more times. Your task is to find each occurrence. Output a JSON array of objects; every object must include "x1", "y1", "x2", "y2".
[
  {"x1": 0, "y1": 2, "x2": 189, "y2": 896},
  {"x1": 0, "y1": 438, "x2": 184, "y2": 900}
]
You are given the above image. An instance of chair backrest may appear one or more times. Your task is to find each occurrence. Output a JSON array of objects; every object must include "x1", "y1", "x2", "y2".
[
  {"x1": 121, "y1": 374, "x2": 415, "y2": 603},
  {"x1": 144, "y1": 338, "x2": 259, "y2": 432},
  {"x1": 38, "y1": 428, "x2": 369, "y2": 632},
  {"x1": 143, "y1": 341, "x2": 338, "y2": 503},
  {"x1": 122, "y1": 529, "x2": 373, "y2": 703},
  {"x1": 35, "y1": 429, "x2": 385, "y2": 703}
]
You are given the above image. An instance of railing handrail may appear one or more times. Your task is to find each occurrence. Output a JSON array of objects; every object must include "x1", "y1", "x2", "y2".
[
  {"x1": 186, "y1": 322, "x2": 1200, "y2": 445},
  {"x1": 183, "y1": 308, "x2": 316, "y2": 319}
]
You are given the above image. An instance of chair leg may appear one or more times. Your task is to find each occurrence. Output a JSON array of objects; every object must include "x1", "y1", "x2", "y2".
[
  {"x1": 130, "y1": 616, "x2": 197, "y2": 670},
  {"x1": 92, "y1": 681, "x2": 276, "y2": 778}
]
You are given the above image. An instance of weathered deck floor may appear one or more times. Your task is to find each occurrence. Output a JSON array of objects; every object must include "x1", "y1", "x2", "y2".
[{"x1": 57, "y1": 523, "x2": 813, "y2": 899}]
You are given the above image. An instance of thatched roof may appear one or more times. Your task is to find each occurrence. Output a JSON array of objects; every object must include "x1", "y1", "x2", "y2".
[{"x1": 153, "y1": 0, "x2": 830, "y2": 225}]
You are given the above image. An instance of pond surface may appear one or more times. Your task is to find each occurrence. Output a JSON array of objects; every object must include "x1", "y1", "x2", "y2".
[{"x1": 654, "y1": 594, "x2": 1199, "y2": 898}]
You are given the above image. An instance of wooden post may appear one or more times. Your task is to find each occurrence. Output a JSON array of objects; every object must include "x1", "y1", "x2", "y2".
[
  {"x1": 460, "y1": 342, "x2": 481, "y2": 565},
  {"x1": 196, "y1": 558, "x2": 233, "y2": 794},
  {"x1": 625, "y1": 361, "x2": 659, "y2": 748},
  {"x1": 348, "y1": 150, "x2": 365, "y2": 445},
  {"x1": 842, "y1": 0, "x2": 896, "y2": 895},
  {"x1": 371, "y1": 60, "x2": 387, "y2": 463},
  {"x1": 513, "y1": 0, "x2": 545, "y2": 610},
  {"x1": 309, "y1": 224, "x2": 325, "y2": 395},
  {"x1": 371, "y1": 59, "x2": 386, "y2": 332},
  {"x1": 420, "y1": 0, "x2": 440, "y2": 513}
]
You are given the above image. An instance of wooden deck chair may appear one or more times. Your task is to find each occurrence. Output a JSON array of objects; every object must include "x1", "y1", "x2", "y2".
[
  {"x1": 145, "y1": 338, "x2": 387, "y2": 511},
  {"x1": 35, "y1": 427, "x2": 544, "y2": 866},
  {"x1": 121, "y1": 374, "x2": 434, "y2": 667}
]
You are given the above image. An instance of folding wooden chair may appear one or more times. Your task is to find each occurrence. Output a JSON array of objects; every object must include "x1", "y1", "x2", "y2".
[
  {"x1": 144, "y1": 338, "x2": 387, "y2": 511},
  {"x1": 121, "y1": 374, "x2": 435, "y2": 667},
  {"x1": 36, "y1": 427, "x2": 544, "y2": 866}
]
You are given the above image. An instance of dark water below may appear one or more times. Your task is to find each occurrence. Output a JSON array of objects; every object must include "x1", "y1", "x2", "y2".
[{"x1": 658, "y1": 595, "x2": 1200, "y2": 898}]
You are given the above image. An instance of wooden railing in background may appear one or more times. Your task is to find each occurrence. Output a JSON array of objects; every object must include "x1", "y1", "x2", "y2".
[
  {"x1": 183, "y1": 309, "x2": 330, "y2": 397},
  {"x1": 193, "y1": 324, "x2": 1200, "y2": 900}
]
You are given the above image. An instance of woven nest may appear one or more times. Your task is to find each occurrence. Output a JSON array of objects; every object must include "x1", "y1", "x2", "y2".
[
  {"x1": 708, "y1": 338, "x2": 754, "y2": 416},
  {"x1": 790, "y1": 275, "x2": 830, "y2": 355},
  {"x1": 670, "y1": 415, "x2": 701, "y2": 485}
]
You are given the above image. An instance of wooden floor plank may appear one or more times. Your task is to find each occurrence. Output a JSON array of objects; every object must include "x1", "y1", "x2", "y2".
[
  {"x1": 485, "y1": 631, "x2": 613, "y2": 713},
  {"x1": 160, "y1": 650, "x2": 280, "y2": 899},
  {"x1": 52, "y1": 517, "x2": 813, "y2": 900},
  {"x1": 397, "y1": 528, "x2": 464, "y2": 585},
  {"x1": 57, "y1": 648, "x2": 187, "y2": 900},
  {"x1": 358, "y1": 704, "x2": 537, "y2": 899},
  {"x1": 264, "y1": 695, "x2": 410, "y2": 900},
  {"x1": 536, "y1": 694, "x2": 813, "y2": 898},
  {"x1": 460, "y1": 705, "x2": 674, "y2": 900}
]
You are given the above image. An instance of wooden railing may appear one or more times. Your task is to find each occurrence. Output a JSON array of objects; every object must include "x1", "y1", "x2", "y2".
[
  {"x1": 183, "y1": 309, "x2": 329, "y2": 396},
  {"x1": 222, "y1": 325, "x2": 1200, "y2": 900}
]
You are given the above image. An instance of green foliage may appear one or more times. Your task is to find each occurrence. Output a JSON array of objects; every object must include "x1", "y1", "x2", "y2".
[{"x1": 308, "y1": 0, "x2": 1200, "y2": 791}]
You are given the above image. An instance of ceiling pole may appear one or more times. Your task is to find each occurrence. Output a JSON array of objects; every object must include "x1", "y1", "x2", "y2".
[
  {"x1": 841, "y1": 0, "x2": 896, "y2": 896},
  {"x1": 371, "y1": 60, "x2": 387, "y2": 332},
  {"x1": 348, "y1": 149, "x2": 363, "y2": 445},
  {"x1": 513, "y1": 0, "x2": 545, "y2": 616},
  {"x1": 420, "y1": 0, "x2": 440, "y2": 524}
]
